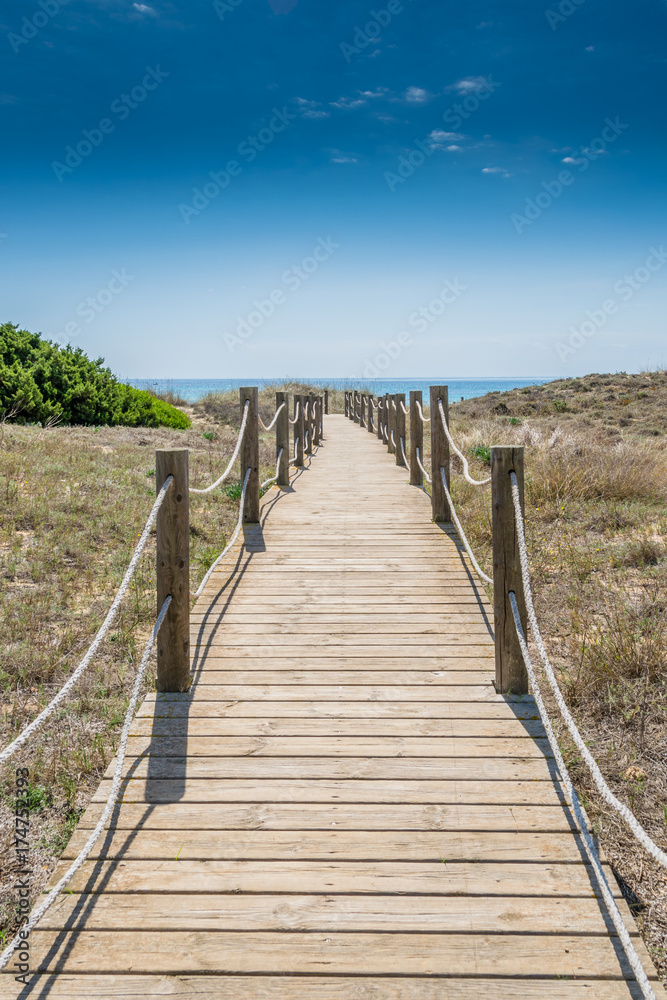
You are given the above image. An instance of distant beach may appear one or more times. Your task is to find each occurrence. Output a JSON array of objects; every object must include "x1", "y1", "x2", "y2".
[{"x1": 126, "y1": 377, "x2": 555, "y2": 404}]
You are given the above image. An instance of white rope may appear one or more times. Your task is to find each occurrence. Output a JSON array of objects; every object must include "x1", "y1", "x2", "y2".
[
  {"x1": 415, "y1": 447, "x2": 431, "y2": 483},
  {"x1": 416, "y1": 399, "x2": 430, "y2": 423},
  {"x1": 260, "y1": 449, "x2": 283, "y2": 490},
  {"x1": 508, "y1": 594, "x2": 657, "y2": 1000},
  {"x1": 438, "y1": 399, "x2": 490, "y2": 486},
  {"x1": 190, "y1": 401, "x2": 249, "y2": 494},
  {"x1": 440, "y1": 468, "x2": 493, "y2": 585},
  {"x1": 0, "y1": 595, "x2": 173, "y2": 973},
  {"x1": 382, "y1": 423, "x2": 388, "y2": 443},
  {"x1": 0, "y1": 477, "x2": 173, "y2": 765},
  {"x1": 258, "y1": 401, "x2": 285, "y2": 432},
  {"x1": 400, "y1": 436, "x2": 409, "y2": 467},
  {"x1": 509, "y1": 471, "x2": 667, "y2": 870},
  {"x1": 390, "y1": 430, "x2": 395, "y2": 447},
  {"x1": 292, "y1": 436, "x2": 299, "y2": 462},
  {"x1": 288, "y1": 400, "x2": 300, "y2": 425},
  {"x1": 399, "y1": 400, "x2": 408, "y2": 415},
  {"x1": 192, "y1": 467, "x2": 251, "y2": 599}
]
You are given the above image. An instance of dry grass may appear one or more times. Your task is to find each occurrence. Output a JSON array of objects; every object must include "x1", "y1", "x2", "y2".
[
  {"x1": 0, "y1": 392, "x2": 291, "y2": 944},
  {"x1": 443, "y1": 377, "x2": 667, "y2": 983}
]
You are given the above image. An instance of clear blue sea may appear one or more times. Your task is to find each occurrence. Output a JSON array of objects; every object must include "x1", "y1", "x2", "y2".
[{"x1": 127, "y1": 377, "x2": 555, "y2": 404}]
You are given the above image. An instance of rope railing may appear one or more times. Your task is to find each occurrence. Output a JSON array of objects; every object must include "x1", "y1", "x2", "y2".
[
  {"x1": 438, "y1": 399, "x2": 491, "y2": 487},
  {"x1": 288, "y1": 400, "x2": 300, "y2": 425},
  {"x1": 509, "y1": 593, "x2": 657, "y2": 1000},
  {"x1": 415, "y1": 447, "x2": 431, "y2": 483},
  {"x1": 509, "y1": 471, "x2": 667, "y2": 870},
  {"x1": 292, "y1": 436, "x2": 299, "y2": 462},
  {"x1": 440, "y1": 468, "x2": 493, "y2": 585},
  {"x1": 0, "y1": 594, "x2": 173, "y2": 973},
  {"x1": 261, "y1": 449, "x2": 284, "y2": 491},
  {"x1": 416, "y1": 399, "x2": 430, "y2": 422},
  {"x1": 258, "y1": 401, "x2": 286, "y2": 432},
  {"x1": 193, "y1": 467, "x2": 252, "y2": 599},
  {"x1": 0, "y1": 477, "x2": 174, "y2": 765},
  {"x1": 399, "y1": 400, "x2": 408, "y2": 415},
  {"x1": 400, "y1": 436, "x2": 408, "y2": 467},
  {"x1": 190, "y1": 400, "x2": 250, "y2": 494}
]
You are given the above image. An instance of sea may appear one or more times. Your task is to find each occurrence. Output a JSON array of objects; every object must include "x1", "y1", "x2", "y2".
[{"x1": 127, "y1": 377, "x2": 555, "y2": 404}]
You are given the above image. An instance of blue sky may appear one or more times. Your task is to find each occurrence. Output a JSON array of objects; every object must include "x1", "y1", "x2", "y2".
[{"x1": 1, "y1": 0, "x2": 665, "y2": 379}]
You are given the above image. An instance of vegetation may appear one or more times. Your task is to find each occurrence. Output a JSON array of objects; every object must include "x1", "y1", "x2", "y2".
[
  {"x1": 0, "y1": 324, "x2": 190, "y2": 429},
  {"x1": 442, "y1": 370, "x2": 667, "y2": 978}
]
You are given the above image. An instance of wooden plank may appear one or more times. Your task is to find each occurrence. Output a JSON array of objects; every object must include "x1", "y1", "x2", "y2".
[
  {"x1": 63, "y1": 829, "x2": 585, "y2": 862},
  {"x1": 92, "y1": 778, "x2": 568, "y2": 805},
  {"x1": 149, "y1": 685, "x2": 501, "y2": 701},
  {"x1": 40, "y1": 893, "x2": 627, "y2": 934},
  {"x1": 120, "y1": 735, "x2": 553, "y2": 758},
  {"x1": 49, "y1": 859, "x2": 624, "y2": 898},
  {"x1": 128, "y1": 718, "x2": 547, "y2": 737},
  {"x1": 182, "y1": 671, "x2": 494, "y2": 685},
  {"x1": 25, "y1": 930, "x2": 657, "y2": 978},
  {"x1": 139, "y1": 699, "x2": 540, "y2": 719},
  {"x1": 78, "y1": 802, "x2": 577, "y2": 832},
  {"x1": 102, "y1": 756, "x2": 555, "y2": 781},
  {"x1": 0, "y1": 975, "x2": 648, "y2": 1000}
]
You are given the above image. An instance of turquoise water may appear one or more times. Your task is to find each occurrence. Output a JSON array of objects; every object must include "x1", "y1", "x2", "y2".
[{"x1": 127, "y1": 377, "x2": 555, "y2": 404}]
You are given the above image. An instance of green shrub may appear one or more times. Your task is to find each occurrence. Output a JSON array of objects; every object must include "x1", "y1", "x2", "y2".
[
  {"x1": 469, "y1": 444, "x2": 491, "y2": 465},
  {"x1": 0, "y1": 323, "x2": 189, "y2": 429}
]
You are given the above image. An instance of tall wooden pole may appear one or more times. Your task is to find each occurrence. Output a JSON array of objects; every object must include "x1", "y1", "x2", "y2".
[
  {"x1": 294, "y1": 395, "x2": 304, "y2": 467},
  {"x1": 275, "y1": 390, "x2": 289, "y2": 486},
  {"x1": 430, "y1": 385, "x2": 450, "y2": 522},
  {"x1": 240, "y1": 387, "x2": 259, "y2": 522},
  {"x1": 387, "y1": 395, "x2": 396, "y2": 455},
  {"x1": 492, "y1": 446, "x2": 528, "y2": 695},
  {"x1": 155, "y1": 449, "x2": 190, "y2": 692},
  {"x1": 395, "y1": 393, "x2": 406, "y2": 467},
  {"x1": 409, "y1": 390, "x2": 423, "y2": 487}
]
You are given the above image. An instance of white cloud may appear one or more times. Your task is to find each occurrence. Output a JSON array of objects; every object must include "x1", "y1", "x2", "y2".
[
  {"x1": 482, "y1": 166, "x2": 511, "y2": 177},
  {"x1": 330, "y1": 88, "x2": 388, "y2": 110},
  {"x1": 331, "y1": 156, "x2": 358, "y2": 164},
  {"x1": 429, "y1": 129, "x2": 465, "y2": 143},
  {"x1": 294, "y1": 97, "x2": 330, "y2": 119},
  {"x1": 132, "y1": 3, "x2": 158, "y2": 14},
  {"x1": 561, "y1": 156, "x2": 577, "y2": 164},
  {"x1": 446, "y1": 76, "x2": 491, "y2": 95},
  {"x1": 403, "y1": 86, "x2": 432, "y2": 104}
]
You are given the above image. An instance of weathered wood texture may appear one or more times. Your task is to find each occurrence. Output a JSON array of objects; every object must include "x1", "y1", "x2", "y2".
[
  {"x1": 492, "y1": 445, "x2": 528, "y2": 694},
  {"x1": 16, "y1": 415, "x2": 656, "y2": 998},
  {"x1": 155, "y1": 449, "x2": 190, "y2": 692},
  {"x1": 239, "y1": 386, "x2": 259, "y2": 522},
  {"x1": 275, "y1": 390, "x2": 289, "y2": 486}
]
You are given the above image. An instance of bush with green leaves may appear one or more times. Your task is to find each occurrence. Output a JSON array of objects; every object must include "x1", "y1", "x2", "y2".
[{"x1": 0, "y1": 323, "x2": 190, "y2": 428}]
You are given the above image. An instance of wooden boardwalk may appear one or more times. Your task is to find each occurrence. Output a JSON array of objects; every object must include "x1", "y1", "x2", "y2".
[{"x1": 7, "y1": 414, "x2": 658, "y2": 998}]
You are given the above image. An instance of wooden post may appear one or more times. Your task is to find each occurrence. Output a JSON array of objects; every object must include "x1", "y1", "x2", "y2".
[
  {"x1": 387, "y1": 395, "x2": 396, "y2": 454},
  {"x1": 430, "y1": 385, "x2": 450, "y2": 522},
  {"x1": 344, "y1": 391, "x2": 349, "y2": 418},
  {"x1": 409, "y1": 390, "x2": 423, "y2": 487},
  {"x1": 240, "y1": 387, "x2": 259, "y2": 522},
  {"x1": 304, "y1": 394, "x2": 313, "y2": 455},
  {"x1": 324, "y1": 389, "x2": 329, "y2": 415},
  {"x1": 367, "y1": 396, "x2": 375, "y2": 433},
  {"x1": 313, "y1": 396, "x2": 321, "y2": 447},
  {"x1": 353, "y1": 391, "x2": 360, "y2": 424},
  {"x1": 275, "y1": 390, "x2": 289, "y2": 486},
  {"x1": 492, "y1": 446, "x2": 528, "y2": 695},
  {"x1": 395, "y1": 392, "x2": 406, "y2": 467},
  {"x1": 294, "y1": 395, "x2": 304, "y2": 467},
  {"x1": 376, "y1": 396, "x2": 384, "y2": 440},
  {"x1": 156, "y1": 449, "x2": 190, "y2": 693},
  {"x1": 360, "y1": 393, "x2": 366, "y2": 429}
]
